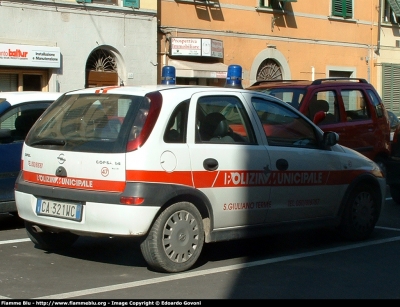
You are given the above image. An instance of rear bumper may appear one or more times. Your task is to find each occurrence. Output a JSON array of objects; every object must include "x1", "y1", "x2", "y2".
[{"x1": 15, "y1": 190, "x2": 159, "y2": 237}]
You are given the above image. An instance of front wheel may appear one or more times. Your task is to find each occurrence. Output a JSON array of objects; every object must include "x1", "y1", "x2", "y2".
[
  {"x1": 140, "y1": 202, "x2": 205, "y2": 273},
  {"x1": 338, "y1": 184, "x2": 381, "y2": 241},
  {"x1": 25, "y1": 221, "x2": 79, "y2": 250}
]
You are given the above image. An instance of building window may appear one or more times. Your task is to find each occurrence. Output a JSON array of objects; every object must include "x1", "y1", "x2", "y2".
[
  {"x1": 256, "y1": 59, "x2": 282, "y2": 81},
  {"x1": 0, "y1": 70, "x2": 47, "y2": 92},
  {"x1": 331, "y1": 0, "x2": 353, "y2": 19},
  {"x1": 259, "y1": 0, "x2": 290, "y2": 10},
  {"x1": 384, "y1": 0, "x2": 400, "y2": 24},
  {"x1": 76, "y1": 0, "x2": 140, "y2": 8},
  {"x1": 77, "y1": 0, "x2": 118, "y2": 5}
]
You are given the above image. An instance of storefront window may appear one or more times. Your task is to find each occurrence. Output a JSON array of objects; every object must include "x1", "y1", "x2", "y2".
[{"x1": 0, "y1": 70, "x2": 47, "y2": 91}]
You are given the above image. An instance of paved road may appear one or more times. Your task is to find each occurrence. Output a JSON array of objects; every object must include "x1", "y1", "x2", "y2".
[{"x1": 0, "y1": 195, "x2": 399, "y2": 300}]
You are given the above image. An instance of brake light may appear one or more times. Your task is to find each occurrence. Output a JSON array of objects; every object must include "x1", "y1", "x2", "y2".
[
  {"x1": 120, "y1": 196, "x2": 144, "y2": 205},
  {"x1": 126, "y1": 91, "x2": 162, "y2": 152}
]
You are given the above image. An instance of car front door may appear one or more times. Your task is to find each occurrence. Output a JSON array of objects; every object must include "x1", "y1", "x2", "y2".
[
  {"x1": 187, "y1": 92, "x2": 272, "y2": 229},
  {"x1": 250, "y1": 96, "x2": 343, "y2": 223}
]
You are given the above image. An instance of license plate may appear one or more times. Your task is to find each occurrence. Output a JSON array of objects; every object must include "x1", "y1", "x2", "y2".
[{"x1": 36, "y1": 198, "x2": 83, "y2": 221}]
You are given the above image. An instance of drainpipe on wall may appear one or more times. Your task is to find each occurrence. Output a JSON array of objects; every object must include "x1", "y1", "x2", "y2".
[{"x1": 375, "y1": 2, "x2": 381, "y2": 55}]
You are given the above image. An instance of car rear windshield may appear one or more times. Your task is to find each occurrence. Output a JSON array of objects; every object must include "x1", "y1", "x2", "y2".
[{"x1": 26, "y1": 93, "x2": 150, "y2": 153}]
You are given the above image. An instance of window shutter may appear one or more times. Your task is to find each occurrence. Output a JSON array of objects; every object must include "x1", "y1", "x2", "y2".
[
  {"x1": 332, "y1": 0, "x2": 352, "y2": 19},
  {"x1": 123, "y1": 0, "x2": 139, "y2": 8},
  {"x1": 383, "y1": 64, "x2": 400, "y2": 113},
  {"x1": 0, "y1": 74, "x2": 18, "y2": 92}
]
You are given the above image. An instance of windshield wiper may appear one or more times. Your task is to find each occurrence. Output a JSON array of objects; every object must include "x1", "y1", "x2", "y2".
[{"x1": 29, "y1": 139, "x2": 66, "y2": 146}]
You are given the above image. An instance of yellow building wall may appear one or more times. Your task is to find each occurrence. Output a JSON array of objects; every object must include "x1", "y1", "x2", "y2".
[{"x1": 160, "y1": 0, "x2": 379, "y2": 88}]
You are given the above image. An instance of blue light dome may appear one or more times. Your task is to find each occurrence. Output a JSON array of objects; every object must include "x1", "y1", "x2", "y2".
[
  {"x1": 161, "y1": 66, "x2": 176, "y2": 85},
  {"x1": 225, "y1": 64, "x2": 243, "y2": 89}
]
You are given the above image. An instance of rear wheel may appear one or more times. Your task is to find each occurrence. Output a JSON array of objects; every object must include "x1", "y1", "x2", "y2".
[
  {"x1": 140, "y1": 202, "x2": 204, "y2": 273},
  {"x1": 389, "y1": 184, "x2": 400, "y2": 204},
  {"x1": 338, "y1": 184, "x2": 381, "y2": 241},
  {"x1": 25, "y1": 221, "x2": 79, "y2": 250}
]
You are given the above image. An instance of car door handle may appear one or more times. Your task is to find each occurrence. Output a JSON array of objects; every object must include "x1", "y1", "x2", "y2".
[
  {"x1": 276, "y1": 159, "x2": 288, "y2": 171},
  {"x1": 203, "y1": 158, "x2": 218, "y2": 171}
]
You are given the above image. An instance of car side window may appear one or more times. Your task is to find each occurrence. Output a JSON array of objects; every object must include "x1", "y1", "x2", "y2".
[
  {"x1": 0, "y1": 102, "x2": 50, "y2": 141},
  {"x1": 342, "y1": 89, "x2": 370, "y2": 121},
  {"x1": 164, "y1": 101, "x2": 188, "y2": 143},
  {"x1": 195, "y1": 95, "x2": 256, "y2": 144},
  {"x1": 265, "y1": 88, "x2": 305, "y2": 110},
  {"x1": 367, "y1": 89, "x2": 384, "y2": 118},
  {"x1": 307, "y1": 91, "x2": 339, "y2": 125},
  {"x1": 252, "y1": 97, "x2": 319, "y2": 148}
]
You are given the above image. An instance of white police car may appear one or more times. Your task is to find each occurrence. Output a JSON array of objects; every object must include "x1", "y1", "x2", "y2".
[
  {"x1": 15, "y1": 83, "x2": 385, "y2": 273},
  {"x1": 0, "y1": 91, "x2": 62, "y2": 214}
]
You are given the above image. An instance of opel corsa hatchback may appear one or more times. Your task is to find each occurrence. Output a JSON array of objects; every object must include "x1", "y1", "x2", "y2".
[
  {"x1": 15, "y1": 85, "x2": 385, "y2": 273},
  {"x1": 0, "y1": 91, "x2": 62, "y2": 214}
]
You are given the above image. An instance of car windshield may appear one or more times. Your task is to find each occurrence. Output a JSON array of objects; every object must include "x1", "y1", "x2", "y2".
[
  {"x1": 388, "y1": 111, "x2": 399, "y2": 129},
  {"x1": 255, "y1": 88, "x2": 306, "y2": 110},
  {"x1": 26, "y1": 93, "x2": 149, "y2": 153}
]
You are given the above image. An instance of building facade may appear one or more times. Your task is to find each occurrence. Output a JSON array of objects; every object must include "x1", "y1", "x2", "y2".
[
  {"x1": 3, "y1": 0, "x2": 400, "y2": 116},
  {"x1": 158, "y1": 0, "x2": 400, "y2": 115},
  {"x1": 0, "y1": 0, "x2": 157, "y2": 92},
  {"x1": 159, "y1": 0, "x2": 377, "y2": 87}
]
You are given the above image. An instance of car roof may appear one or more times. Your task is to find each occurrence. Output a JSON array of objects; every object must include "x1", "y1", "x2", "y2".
[
  {"x1": 60, "y1": 85, "x2": 288, "y2": 110},
  {"x1": 248, "y1": 78, "x2": 371, "y2": 90},
  {"x1": 0, "y1": 91, "x2": 63, "y2": 106},
  {"x1": 63, "y1": 85, "x2": 268, "y2": 96}
]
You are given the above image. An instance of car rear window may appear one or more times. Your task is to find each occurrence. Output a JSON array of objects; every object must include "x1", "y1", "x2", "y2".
[
  {"x1": 258, "y1": 88, "x2": 306, "y2": 110},
  {"x1": 26, "y1": 93, "x2": 150, "y2": 153}
]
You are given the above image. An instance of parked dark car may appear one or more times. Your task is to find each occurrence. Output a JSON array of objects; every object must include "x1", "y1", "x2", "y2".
[
  {"x1": 0, "y1": 91, "x2": 62, "y2": 214},
  {"x1": 388, "y1": 110, "x2": 400, "y2": 142}
]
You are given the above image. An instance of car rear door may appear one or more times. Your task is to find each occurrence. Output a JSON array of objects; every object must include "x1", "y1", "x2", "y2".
[{"x1": 308, "y1": 87, "x2": 389, "y2": 161}]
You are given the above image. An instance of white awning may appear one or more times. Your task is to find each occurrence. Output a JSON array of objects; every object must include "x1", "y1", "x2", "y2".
[{"x1": 167, "y1": 59, "x2": 228, "y2": 78}]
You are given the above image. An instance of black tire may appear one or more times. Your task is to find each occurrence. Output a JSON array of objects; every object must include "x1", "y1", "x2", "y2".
[
  {"x1": 25, "y1": 221, "x2": 79, "y2": 250},
  {"x1": 140, "y1": 202, "x2": 204, "y2": 273},
  {"x1": 389, "y1": 184, "x2": 400, "y2": 204},
  {"x1": 338, "y1": 184, "x2": 381, "y2": 241}
]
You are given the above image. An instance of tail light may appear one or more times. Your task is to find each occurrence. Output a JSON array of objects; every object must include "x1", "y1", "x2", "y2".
[{"x1": 126, "y1": 91, "x2": 162, "y2": 152}]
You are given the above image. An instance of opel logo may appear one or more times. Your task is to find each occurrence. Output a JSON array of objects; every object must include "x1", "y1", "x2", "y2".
[{"x1": 57, "y1": 153, "x2": 66, "y2": 164}]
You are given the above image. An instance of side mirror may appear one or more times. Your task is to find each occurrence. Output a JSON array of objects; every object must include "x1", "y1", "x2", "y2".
[
  {"x1": 323, "y1": 131, "x2": 339, "y2": 148},
  {"x1": 313, "y1": 111, "x2": 326, "y2": 125}
]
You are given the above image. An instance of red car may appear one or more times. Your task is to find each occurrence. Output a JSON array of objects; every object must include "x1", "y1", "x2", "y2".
[{"x1": 248, "y1": 78, "x2": 400, "y2": 203}]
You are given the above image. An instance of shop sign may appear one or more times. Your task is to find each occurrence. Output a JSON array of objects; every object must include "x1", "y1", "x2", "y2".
[
  {"x1": 201, "y1": 39, "x2": 223, "y2": 58},
  {"x1": 171, "y1": 38, "x2": 223, "y2": 59},
  {"x1": 0, "y1": 43, "x2": 61, "y2": 68}
]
